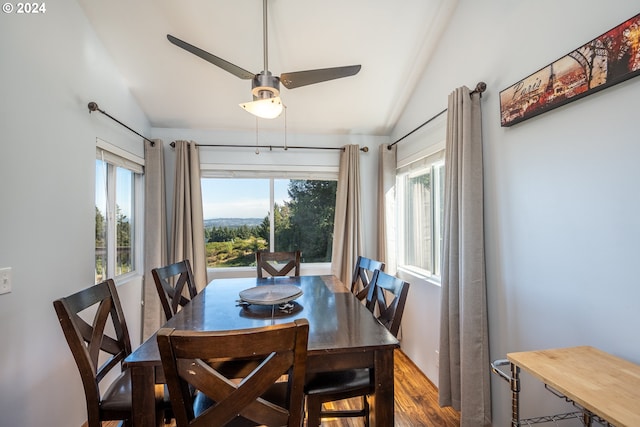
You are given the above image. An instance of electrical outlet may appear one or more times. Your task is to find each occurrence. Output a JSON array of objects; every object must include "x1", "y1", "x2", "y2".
[{"x1": 0, "y1": 267, "x2": 12, "y2": 295}]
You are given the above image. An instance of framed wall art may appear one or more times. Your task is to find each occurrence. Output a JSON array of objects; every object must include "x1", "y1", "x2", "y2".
[{"x1": 500, "y1": 13, "x2": 640, "y2": 127}]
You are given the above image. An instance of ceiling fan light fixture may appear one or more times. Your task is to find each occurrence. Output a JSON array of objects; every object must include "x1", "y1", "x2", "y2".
[{"x1": 240, "y1": 96, "x2": 284, "y2": 119}]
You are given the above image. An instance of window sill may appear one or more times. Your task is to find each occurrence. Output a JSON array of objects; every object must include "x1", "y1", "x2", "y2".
[
  {"x1": 207, "y1": 263, "x2": 332, "y2": 280},
  {"x1": 113, "y1": 271, "x2": 143, "y2": 287},
  {"x1": 396, "y1": 266, "x2": 441, "y2": 287}
]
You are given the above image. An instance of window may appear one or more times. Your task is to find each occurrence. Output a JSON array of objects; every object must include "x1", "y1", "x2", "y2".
[
  {"x1": 201, "y1": 176, "x2": 337, "y2": 268},
  {"x1": 396, "y1": 149, "x2": 444, "y2": 278},
  {"x1": 95, "y1": 141, "x2": 143, "y2": 283}
]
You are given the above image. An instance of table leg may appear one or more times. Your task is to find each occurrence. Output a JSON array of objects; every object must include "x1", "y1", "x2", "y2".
[
  {"x1": 510, "y1": 363, "x2": 520, "y2": 427},
  {"x1": 130, "y1": 365, "x2": 158, "y2": 427},
  {"x1": 370, "y1": 348, "x2": 395, "y2": 426}
]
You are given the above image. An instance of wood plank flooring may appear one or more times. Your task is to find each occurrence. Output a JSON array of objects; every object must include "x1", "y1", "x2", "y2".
[
  {"x1": 318, "y1": 350, "x2": 460, "y2": 427},
  {"x1": 102, "y1": 350, "x2": 460, "y2": 427}
]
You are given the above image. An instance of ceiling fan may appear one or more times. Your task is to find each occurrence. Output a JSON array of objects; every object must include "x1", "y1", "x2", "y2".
[{"x1": 167, "y1": 0, "x2": 361, "y2": 119}]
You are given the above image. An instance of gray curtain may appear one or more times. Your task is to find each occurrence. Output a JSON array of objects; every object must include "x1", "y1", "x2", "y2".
[
  {"x1": 377, "y1": 143, "x2": 397, "y2": 274},
  {"x1": 331, "y1": 144, "x2": 363, "y2": 287},
  {"x1": 142, "y1": 139, "x2": 167, "y2": 340},
  {"x1": 438, "y1": 86, "x2": 491, "y2": 426},
  {"x1": 171, "y1": 140, "x2": 207, "y2": 291}
]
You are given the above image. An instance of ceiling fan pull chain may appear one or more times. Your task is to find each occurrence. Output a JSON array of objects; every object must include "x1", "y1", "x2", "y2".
[
  {"x1": 255, "y1": 117, "x2": 260, "y2": 155},
  {"x1": 284, "y1": 106, "x2": 288, "y2": 151}
]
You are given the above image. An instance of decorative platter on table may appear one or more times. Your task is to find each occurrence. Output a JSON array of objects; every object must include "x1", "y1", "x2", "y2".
[{"x1": 239, "y1": 284, "x2": 303, "y2": 306}]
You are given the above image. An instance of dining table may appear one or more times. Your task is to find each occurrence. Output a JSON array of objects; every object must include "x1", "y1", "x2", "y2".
[{"x1": 124, "y1": 274, "x2": 400, "y2": 427}]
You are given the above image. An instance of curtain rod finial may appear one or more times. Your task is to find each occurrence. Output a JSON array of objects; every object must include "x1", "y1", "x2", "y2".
[
  {"x1": 88, "y1": 102, "x2": 99, "y2": 113},
  {"x1": 475, "y1": 82, "x2": 487, "y2": 94},
  {"x1": 361, "y1": 146, "x2": 369, "y2": 152}
]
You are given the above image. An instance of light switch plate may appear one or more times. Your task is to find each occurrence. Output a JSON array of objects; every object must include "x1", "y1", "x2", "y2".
[{"x1": 0, "y1": 267, "x2": 12, "y2": 295}]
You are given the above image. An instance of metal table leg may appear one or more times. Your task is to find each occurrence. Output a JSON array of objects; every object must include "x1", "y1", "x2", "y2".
[{"x1": 510, "y1": 362, "x2": 521, "y2": 427}]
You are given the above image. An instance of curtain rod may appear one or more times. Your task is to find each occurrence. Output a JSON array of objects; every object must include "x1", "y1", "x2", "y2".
[
  {"x1": 387, "y1": 81, "x2": 487, "y2": 150},
  {"x1": 87, "y1": 102, "x2": 155, "y2": 146},
  {"x1": 170, "y1": 141, "x2": 369, "y2": 152}
]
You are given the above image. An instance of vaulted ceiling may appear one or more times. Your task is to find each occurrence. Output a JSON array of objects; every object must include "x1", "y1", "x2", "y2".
[{"x1": 78, "y1": 0, "x2": 455, "y2": 135}]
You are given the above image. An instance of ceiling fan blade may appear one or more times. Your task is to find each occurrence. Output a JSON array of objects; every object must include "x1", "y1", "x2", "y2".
[
  {"x1": 280, "y1": 65, "x2": 362, "y2": 89},
  {"x1": 167, "y1": 34, "x2": 255, "y2": 80}
]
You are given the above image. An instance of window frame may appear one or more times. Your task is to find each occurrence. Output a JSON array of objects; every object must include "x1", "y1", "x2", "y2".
[
  {"x1": 201, "y1": 165, "x2": 339, "y2": 273},
  {"x1": 95, "y1": 139, "x2": 144, "y2": 283},
  {"x1": 395, "y1": 143, "x2": 445, "y2": 282}
]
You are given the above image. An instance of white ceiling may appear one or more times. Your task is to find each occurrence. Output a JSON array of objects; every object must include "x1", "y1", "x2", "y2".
[{"x1": 78, "y1": 0, "x2": 454, "y2": 136}]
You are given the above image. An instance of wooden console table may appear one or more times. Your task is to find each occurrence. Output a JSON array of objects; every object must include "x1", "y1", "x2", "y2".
[{"x1": 491, "y1": 346, "x2": 640, "y2": 426}]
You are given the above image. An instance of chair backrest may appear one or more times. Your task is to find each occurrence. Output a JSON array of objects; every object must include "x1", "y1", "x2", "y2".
[
  {"x1": 256, "y1": 250, "x2": 301, "y2": 278},
  {"x1": 157, "y1": 319, "x2": 310, "y2": 427},
  {"x1": 350, "y1": 255, "x2": 385, "y2": 305},
  {"x1": 366, "y1": 270, "x2": 410, "y2": 337},
  {"x1": 53, "y1": 279, "x2": 132, "y2": 423},
  {"x1": 152, "y1": 259, "x2": 198, "y2": 320}
]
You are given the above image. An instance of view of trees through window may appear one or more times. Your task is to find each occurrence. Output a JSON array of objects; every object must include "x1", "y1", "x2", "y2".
[
  {"x1": 95, "y1": 160, "x2": 135, "y2": 282},
  {"x1": 95, "y1": 204, "x2": 133, "y2": 281},
  {"x1": 203, "y1": 178, "x2": 337, "y2": 268}
]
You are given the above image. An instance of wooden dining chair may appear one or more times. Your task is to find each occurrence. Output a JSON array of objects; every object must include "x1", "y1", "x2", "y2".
[
  {"x1": 304, "y1": 270, "x2": 410, "y2": 427},
  {"x1": 53, "y1": 279, "x2": 171, "y2": 427},
  {"x1": 256, "y1": 250, "x2": 301, "y2": 278},
  {"x1": 350, "y1": 255, "x2": 385, "y2": 308},
  {"x1": 157, "y1": 318, "x2": 310, "y2": 427},
  {"x1": 152, "y1": 259, "x2": 198, "y2": 320}
]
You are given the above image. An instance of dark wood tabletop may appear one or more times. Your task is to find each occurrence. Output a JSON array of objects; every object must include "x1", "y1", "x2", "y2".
[{"x1": 125, "y1": 274, "x2": 399, "y2": 426}]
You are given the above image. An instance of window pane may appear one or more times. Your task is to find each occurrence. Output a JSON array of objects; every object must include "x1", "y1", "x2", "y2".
[
  {"x1": 202, "y1": 178, "x2": 336, "y2": 267},
  {"x1": 202, "y1": 179, "x2": 270, "y2": 268},
  {"x1": 115, "y1": 167, "x2": 134, "y2": 275},
  {"x1": 403, "y1": 171, "x2": 433, "y2": 272},
  {"x1": 95, "y1": 160, "x2": 108, "y2": 283},
  {"x1": 396, "y1": 151, "x2": 445, "y2": 278},
  {"x1": 273, "y1": 179, "x2": 292, "y2": 253},
  {"x1": 433, "y1": 163, "x2": 445, "y2": 276},
  {"x1": 274, "y1": 180, "x2": 336, "y2": 262},
  {"x1": 95, "y1": 149, "x2": 142, "y2": 282}
]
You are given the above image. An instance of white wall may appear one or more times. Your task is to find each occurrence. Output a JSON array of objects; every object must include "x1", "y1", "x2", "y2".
[
  {"x1": 0, "y1": 1, "x2": 148, "y2": 426},
  {"x1": 392, "y1": 0, "x2": 640, "y2": 424}
]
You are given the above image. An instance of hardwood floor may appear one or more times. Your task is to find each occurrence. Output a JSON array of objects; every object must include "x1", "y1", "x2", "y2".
[
  {"x1": 318, "y1": 350, "x2": 460, "y2": 427},
  {"x1": 394, "y1": 350, "x2": 460, "y2": 426},
  {"x1": 102, "y1": 350, "x2": 460, "y2": 427}
]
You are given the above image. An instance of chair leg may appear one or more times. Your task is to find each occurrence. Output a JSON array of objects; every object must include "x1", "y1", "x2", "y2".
[
  {"x1": 363, "y1": 395, "x2": 370, "y2": 427},
  {"x1": 305, "y1": 396, "x2": 322, "y2": 427}
]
